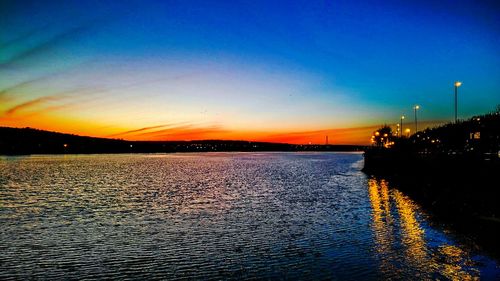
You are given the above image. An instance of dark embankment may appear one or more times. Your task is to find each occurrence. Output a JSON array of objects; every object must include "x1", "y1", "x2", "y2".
[
  {"x1": 364, "y1": 110, "x2": 500, "y2": 257},
  {"x1": 0, "y1": 127, "x2": 365, "y2": 154}
]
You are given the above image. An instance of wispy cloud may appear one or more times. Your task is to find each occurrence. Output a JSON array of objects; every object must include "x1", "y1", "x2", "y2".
[
  {"x1": 0, "y1": 59, "x2": 97, "y2": 101},
  {"x1": 1, "y1": 18, "x2": 107, "y2": 66},
  {"x1": 0, "y1": 74, "x2": 54, "y2": 99},
  {"x1": 149, "y1": 126, "x2": 231, "y2": 141},
  {"x1": 2, "y1": 95, "x2": 63, "y2": 117},
  {"x1": 107, "y1": 124, "x2": 174, "y2": 138},
  {"x1": 117, "y1": 123, "x2": 231, "y2": 141},
  {"x1": 0, "y1": 85, "x2": 102, "y2": 120},
  {"x1": 0, "y1": 22, "x2": 51, "y2": 50}
]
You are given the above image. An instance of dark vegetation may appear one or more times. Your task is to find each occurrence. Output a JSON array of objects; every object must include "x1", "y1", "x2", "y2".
[
  {"x1": 364, "y1": 107, "x2": 500, "y2": 257},
  {"x1": 0, "y1": 127, "x2": 365, "y2": 155}
]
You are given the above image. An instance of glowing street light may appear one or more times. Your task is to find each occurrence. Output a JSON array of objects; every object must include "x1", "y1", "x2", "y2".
[
  {"x1": 405, "y1": 128, "x2": 411, "y2": 137},
  {"x1": 413, "y1": 105, "x2": 420, "y2": 133},
  {"x1": 454, "y1": 81, "x2": 462, "y2": 123},
  {"x1": 400, "y1": 115, "x2": 405, "y2": 137}
]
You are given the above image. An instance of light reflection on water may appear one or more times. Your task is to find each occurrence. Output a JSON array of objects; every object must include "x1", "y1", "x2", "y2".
[
  {"x1": 368, "y1": 178, "x2": 487, "y2": 280},
  {"x1": 0, "y1": 153, "x2": 498, "y2": 280}
]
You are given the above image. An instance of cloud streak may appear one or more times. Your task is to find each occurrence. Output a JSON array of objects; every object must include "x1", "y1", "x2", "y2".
[
  {"x1": 114, "y1": 123, "x2": 231, "y2": 141},
  {"x1": 0, "y1": 22, "x2": 52, "y2": 50},
  {"x1": 148, "y1": 126, "x2": 231, "y2": 141},
  {"x1": 0, "y1": 85, "x2": 102, "y2": 120},
  {"x1": 3, "y1": 95, "x2": 63, "y2": 117},
  {"x1": 108, "y1": 124, "x2": 174, "y2": 138},
  {"x1": 1, "y1": 18, "x2": 107, "y2": 67},
  {"x1": 0, "y1": 59, "x2": 98, "y2": 102},
  {"x1": 0, "y1": 74, "x2": 55, "y2": 100}
]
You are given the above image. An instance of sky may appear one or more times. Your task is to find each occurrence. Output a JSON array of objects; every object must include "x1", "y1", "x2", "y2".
[{"x1": 1, "y1": 0, "x2": 499, "y2": 144}]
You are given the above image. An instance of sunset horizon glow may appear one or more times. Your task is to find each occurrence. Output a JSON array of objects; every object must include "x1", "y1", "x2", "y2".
[{"x1": 1, "y1": 1, "x2": 499, "y2": 145}]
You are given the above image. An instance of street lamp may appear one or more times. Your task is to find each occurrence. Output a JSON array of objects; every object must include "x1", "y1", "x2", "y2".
[
  {"x1": 454, "y1": 81, "x2": 462, "y2": 123},
  {"x1": 413, "y1": 105, "x2": 420, "y2": 133},
  {"x1": 400, "y1": 115, "x2": 405, "y2": 137}
]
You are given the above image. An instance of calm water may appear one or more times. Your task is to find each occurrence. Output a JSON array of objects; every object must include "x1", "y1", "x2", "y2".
[{"x1": 1, "y1": 152, "x2": 499, "y2": 280}]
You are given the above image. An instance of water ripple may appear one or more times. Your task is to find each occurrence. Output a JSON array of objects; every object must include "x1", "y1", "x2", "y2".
[{"x1": 1, "y1": 153, "x2": 498, "y2": 280}]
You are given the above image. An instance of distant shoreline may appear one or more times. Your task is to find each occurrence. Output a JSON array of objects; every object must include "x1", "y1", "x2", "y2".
[{"x1": 0, "y1": 127, "x2": 366, "y2": 155}]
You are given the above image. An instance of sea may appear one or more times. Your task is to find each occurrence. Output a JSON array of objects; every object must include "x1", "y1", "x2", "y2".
[{"x1": 1, "y1": 152, "x2": 499, "y2": 280}]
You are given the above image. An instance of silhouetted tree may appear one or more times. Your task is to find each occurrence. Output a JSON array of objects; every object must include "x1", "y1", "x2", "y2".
[{"x1": 371, "y1": 125, "x2": 393, "y2": 147}]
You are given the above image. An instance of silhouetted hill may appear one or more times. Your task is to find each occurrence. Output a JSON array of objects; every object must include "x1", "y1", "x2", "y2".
[{"x1": 0, "y1": 127, "x2": 365, "y2": 155}]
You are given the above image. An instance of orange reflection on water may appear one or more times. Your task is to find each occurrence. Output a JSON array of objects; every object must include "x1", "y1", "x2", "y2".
[
  {"x1": 368, "y1": 178, "x2": 479, "y2": 280},
  {"x1": 393, "y1": 188, "x2": 428, "y2": 269},
  {"x1": 368, "y1": 179, "x2": 398, "y2": 275},
  {"x1": 438, "y1": 245, "x2": 480, "y2": 280}
]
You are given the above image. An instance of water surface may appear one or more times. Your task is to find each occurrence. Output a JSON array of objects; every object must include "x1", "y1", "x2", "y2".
[{"x1": 1, "y1": 153, "x2": 498, "y2": 279}]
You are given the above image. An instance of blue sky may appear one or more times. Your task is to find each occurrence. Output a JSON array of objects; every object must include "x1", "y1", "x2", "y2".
[{"x1": 1, "y1": 0, "x2": 499, "y2": 143}]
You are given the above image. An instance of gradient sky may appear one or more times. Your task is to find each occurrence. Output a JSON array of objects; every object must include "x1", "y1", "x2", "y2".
[{"x1": 1, "y1": 0, "x2": 499, "y2": 144}]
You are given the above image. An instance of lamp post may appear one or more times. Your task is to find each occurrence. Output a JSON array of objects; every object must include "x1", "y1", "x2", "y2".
[
  {"x1": 400, "y1": 115, "x2": 405, "y2": 137},
  {"x1": 413, "y1": 105, "x2": 420, "y2": 133},
  {"x1": 454, "y1": 81, "x2": 462, "y2": 123}
]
